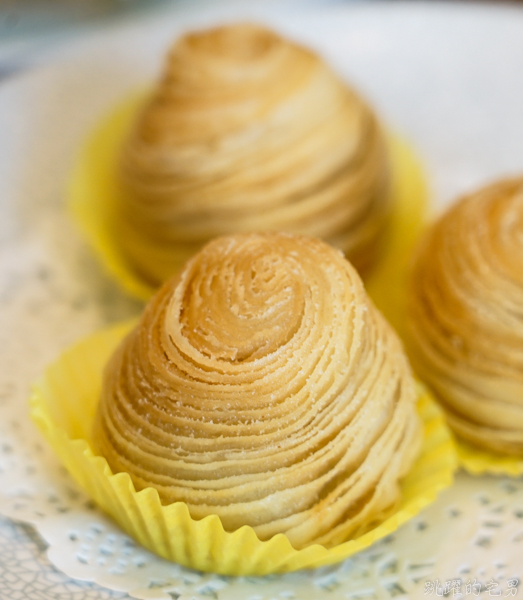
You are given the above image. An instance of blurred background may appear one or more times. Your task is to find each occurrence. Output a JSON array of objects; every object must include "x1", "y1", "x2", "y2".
[
  {"x1": 0, "y1": 0, "x2": 161, "y2": 78},
  {"x1": 2, "y1": 0, "x2": 523, "y2": 205},
  {"x1": 0, "y1": 0, "x2": 337, "y2": 80},
  {"x1": 1, "y1": 0, "x2": 164, "y2": 35}
]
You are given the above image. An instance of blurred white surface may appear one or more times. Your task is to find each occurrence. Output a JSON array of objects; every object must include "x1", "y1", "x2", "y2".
[{"x1": 0, "y1": 0, "x2": 343, "y2": 77}]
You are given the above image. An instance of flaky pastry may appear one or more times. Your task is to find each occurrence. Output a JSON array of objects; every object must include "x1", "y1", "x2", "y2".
[
  {"x1": 93, "y1": 232, "x2": 421, "y2": 549},
  {"x1": 116, "y1": 23, "x2": 392, "y2": 287},
  {"x1": 407, "y1": 178, "x2": 523, "y2": 455}
]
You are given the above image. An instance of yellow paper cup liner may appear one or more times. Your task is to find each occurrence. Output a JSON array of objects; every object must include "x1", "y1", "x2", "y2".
[
  {"x1": 30, "y1": 320, "x2": 457, "y2": 576},
  {"x1": 453, "y1": 437, "x2": 523, "y2": 477},
  {"x1": 68, "y1": 92, "x2": 429, "y2": 305},
  {"x1": 365, "y1": 135, "x2": 429, "y2": 338},
  {"x1": 69, "y1": 93, "x2": 153, "y2": 301}
]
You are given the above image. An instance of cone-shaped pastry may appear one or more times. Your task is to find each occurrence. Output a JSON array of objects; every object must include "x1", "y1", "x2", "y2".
[
  {"x1": 407, "y1": 178, "x2": 523, "y2": 456},
  {"x1": 93, "y1": 232, "x2": 421, "y2": 549},
  {"x1": 116, "y1": 23, "x2": 392, "y2": 287}
]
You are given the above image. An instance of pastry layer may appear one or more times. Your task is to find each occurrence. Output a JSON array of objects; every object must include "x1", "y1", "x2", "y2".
[
  {"x1": 408, "y1": 178, "x2": 523, "y2": 455},
  {"x1": 94, "y1": 232, "x2": 421, "y2": 548},
  {"x1": 116, "y1": 23, "x2": 391, "y2": 286}
]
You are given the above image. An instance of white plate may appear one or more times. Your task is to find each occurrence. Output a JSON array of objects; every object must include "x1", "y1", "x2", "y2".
[{"x1": 1, "y1": 2, "x2": 523, "y2": 599}]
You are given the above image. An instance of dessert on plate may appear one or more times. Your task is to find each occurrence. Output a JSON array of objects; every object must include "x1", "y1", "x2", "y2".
[
  {"x1": 407, "y1": 178, "x2": 523, "y2": 461},
  {"x1": 31, "y1": 232, "x2": 455, "y2": 574},
  {"x1": 80, "y1": 22, "x2": 397, "y2": 291},
  {"x1": 94, "y1": 232, "x2": 422, "y2": 548}
]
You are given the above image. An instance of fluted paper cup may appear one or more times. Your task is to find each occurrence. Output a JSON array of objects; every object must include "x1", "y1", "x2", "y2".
[{"x1": 453, "y1": 439, "x2": 523, "y2": 476}]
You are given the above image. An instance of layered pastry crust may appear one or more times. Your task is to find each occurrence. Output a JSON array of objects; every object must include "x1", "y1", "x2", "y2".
[
  {"x1": 116, "y1": 23, "x2": 392, "y2": 286},
  {"x1": 407, "y1": 178, "x2": 523, "y2": 455},
  {"x1": 93, "y1": 232, "x2": 421, "y2": 549}
]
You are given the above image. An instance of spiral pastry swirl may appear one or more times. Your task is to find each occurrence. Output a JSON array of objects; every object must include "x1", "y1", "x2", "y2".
[
  {"x1": 94, "y1": 233, "x2": 420, "y2": 548},
  {"x1": 116, "y1": 23, "x2": 391, "y2": 287},
  {"x1": 408, "y1": 179, "x2": 523, "y2": 455}
]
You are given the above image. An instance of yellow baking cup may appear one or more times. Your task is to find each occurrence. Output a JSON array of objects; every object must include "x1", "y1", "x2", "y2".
[
  {"x1": 365, "y1": 135, "x2": 429, "y2": 338},
  {"x1": 69, "y1": 92, "x2": 429, "y2": 304},
  {"x1": 30, "y1": 320, "x2": 456, "y2": 576},
  {"x1": 452, "y1": 437, "x2": 523, "y2": 477}
]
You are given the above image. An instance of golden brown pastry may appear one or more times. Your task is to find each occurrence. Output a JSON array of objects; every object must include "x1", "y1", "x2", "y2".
[
  {"x1": 407, "y1": 178, "x2": 523, "y2": 455},
  {"x1": 93, "y1": 232, "x2": 421, "y2": 549},
  {"x1": 116, "y1": 23, "x2": 392, "y2": 287}
]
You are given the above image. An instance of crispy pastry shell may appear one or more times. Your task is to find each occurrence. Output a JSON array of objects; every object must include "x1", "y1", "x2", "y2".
[
  {"x1": 408, "y1": 178, "x2": 523, "y2": 457},
  {"x1": 93, "y1": 232, "x2": 422, "y2": 549},
  {"x1": 115, "y1": 24, "x2": 392, "y2": 286}
]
